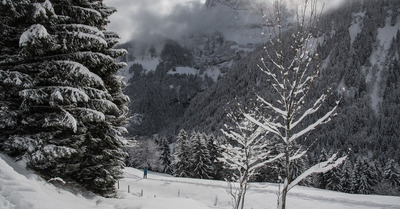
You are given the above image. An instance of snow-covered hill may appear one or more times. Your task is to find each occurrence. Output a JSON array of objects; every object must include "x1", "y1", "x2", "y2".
[{"x1": 1, "y1": 154, "x2": 400, "y2": 209}]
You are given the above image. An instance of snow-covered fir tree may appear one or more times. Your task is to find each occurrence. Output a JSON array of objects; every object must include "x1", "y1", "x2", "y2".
[
  {"x1": 206, "y1": 134, "x2": 225, "y2": 179},
  {"x1": 339, "y1": 160, "x2": 353, "y2": 194},
  {"x1": 0, "y1": 0, "x2": 128, "y2": 197},
  {"x1": 351, "y1": 158, "x2": 379, "y2": 194},
  {"x1": 314, "y1": 148, "x2": 330, "y2": 188},
  {"x1": 383, "y1": 159, "x2": 400, "y2": 189},
  {"x1": 172, "y1": 129, "x2": 193, "y2": 177},
  {"x1": 192, "y1": 132, "x2": 213, "y2": 179},
  {"x1": 158, "y1": 137, "x2": 172, "y2": 174},
  {"x1": 325, "y1": 167, "x2": 343, "y2": 192}
]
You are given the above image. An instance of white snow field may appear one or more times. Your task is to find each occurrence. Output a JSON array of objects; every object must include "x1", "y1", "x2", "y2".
[{"x1": 1, "y1": 153, "x2": 400, "y2": 209}]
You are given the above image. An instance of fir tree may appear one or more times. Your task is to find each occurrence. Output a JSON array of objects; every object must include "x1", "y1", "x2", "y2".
[
  {"x1": 158, "y1": 137, "x2": 172, "y2": 174},
  {"x1": 192, "y1": 132, "x2": 213, "y2": 179},
  {"x1": 351, "y1": 159, "x2": 378, "y2": 194},
  {"x1": 383, "y1": 159, "x2": 400, "y2": 188},
  {"x1": 325, "y1": 167, "x2": 343, "y2": 191},
  {"x1": 315, "y1": 148, "x2": 330, "y2": 188},
  {"x1": 0, "y1": 0, "x2": 128, "y2": 197},
  {"x1": 206, "y1": 134, "x2": 225, "y2": 179},
  {"x1": 172, "y1": 129, "x2": 193, "y2": 177},
  {"x1": 340, "y1": 160, "x2": 353, "y2": 193}
]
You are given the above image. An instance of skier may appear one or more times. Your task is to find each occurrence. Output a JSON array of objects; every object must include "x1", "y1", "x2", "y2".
[{"x1": 143, "y1": 167, "x2": 148, "y2": 179}]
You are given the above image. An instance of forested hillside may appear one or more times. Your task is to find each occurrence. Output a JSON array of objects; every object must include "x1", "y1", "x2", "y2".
[{"x1": 122, "y1": 0, "x2": 400, "y2": 196}]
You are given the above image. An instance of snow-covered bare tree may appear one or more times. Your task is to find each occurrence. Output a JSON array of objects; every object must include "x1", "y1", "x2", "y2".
[
  {"x1": 243, "y1": 0, "x2": 347, "y2": 208},
  {"x1": 125, "y1": 139, "x2": 161, "y2": 171},
  {"x1": 0, "y1": 0, "x2": 128, "y2": 197},
  {"x1": 221, "y1": 111, "x2": 283, "y2": 209}
]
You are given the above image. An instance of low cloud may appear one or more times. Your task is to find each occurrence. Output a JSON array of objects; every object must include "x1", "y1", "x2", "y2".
[
  {"x1": 105, "y1": 0, "x2": 346, "y2": 44},
  {"x1": 106, "y1": 0, "x2": 229, "y2": 44}
]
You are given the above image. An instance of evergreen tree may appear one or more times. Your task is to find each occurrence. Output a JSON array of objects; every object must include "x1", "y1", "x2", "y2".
[
  {"x1": 383, "y1": 159, "x2": 400, "y2": 189},
  {"x1": 0, "y1": 0, "x2": 32, "y2": 146},
  {"x1": 340, "y1": 160, "x2": 353, "y2": 193},
  {"x1": 351, "y1": 159, "x2": 378, "y2": 194},
  {"x1": 192, "y1": 132, "x2": 213, "y2": 179},
  {"x1": 325, "y1": 167, "x2": 343, "y2": 191},
  {"x1": 172, "y1": 129, "x2": 193, "y2": 177},
  {"x1": 206, "y1": 134, "x2": 225, "y2": 179},
  {"x1": 0, "y1": 0, "x2": 128, "y2": 197},
  {"x1": 158, "y1": 137, "x2": 172, "y2": 174},
  {"x1": 315, "y1": 148, "x2": 330, "y2": 188}
]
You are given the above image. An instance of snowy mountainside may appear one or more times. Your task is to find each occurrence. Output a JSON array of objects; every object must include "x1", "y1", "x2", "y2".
[
  {"x1": 119, "y1": 0, "x2": 400, "y2": 186},
  {"x1": 175, "y1": 0, "x2": 400, "y2": 193},
  {"x1": 2, "y1": 153, "x2": 400, "y2": 209},
  {"x1": 119, "y1": 0, "x2": 268, "y2": 136}
]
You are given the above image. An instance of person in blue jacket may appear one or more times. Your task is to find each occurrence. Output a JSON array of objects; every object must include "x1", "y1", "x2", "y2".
[{"x1": 143, "y1": 167, "x2": 148, "y2": 179}]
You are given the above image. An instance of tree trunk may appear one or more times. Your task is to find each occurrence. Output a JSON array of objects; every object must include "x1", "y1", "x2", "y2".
[{"x1": 279, "y1": 142, "x2": 291, "y2": 209}]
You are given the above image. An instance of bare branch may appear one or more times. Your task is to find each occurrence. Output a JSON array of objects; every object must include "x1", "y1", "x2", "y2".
[
  {"x1": 288, "y1": 154, "x2": 347, "y2": 191},
  {"x1": 289, "y1": 101, "x2": 339, "y2": 143}
]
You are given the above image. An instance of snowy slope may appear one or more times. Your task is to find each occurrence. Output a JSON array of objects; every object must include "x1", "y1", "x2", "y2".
[
  {"x1": 119, "y1": 57, "x2": 160, "y2": 83},
  {"x1": 2, "y1": 154, "x2": 400, "y2": 209},
  {"x1": 368, "y1": 15, "x2": 400, "y2": 113}
]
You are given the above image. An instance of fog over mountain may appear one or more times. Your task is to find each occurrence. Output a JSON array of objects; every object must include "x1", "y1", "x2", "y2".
[{"x1": 106, "y1": 0, "x2": 346, "y2": 44}]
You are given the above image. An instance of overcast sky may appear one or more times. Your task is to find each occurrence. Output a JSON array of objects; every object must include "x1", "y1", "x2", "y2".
[
  {"x1": 105, "y1": 0, "x2": 207, "y2": 43},
  {"x1": 105, "y1": 0, "x2": 346, "y2": 44}
]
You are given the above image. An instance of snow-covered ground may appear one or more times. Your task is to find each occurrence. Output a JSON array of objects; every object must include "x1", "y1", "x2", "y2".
[
  {"x1": 349, "y1": 11, "x2": 365, "y2": 46},
  {"x1": 368, "y1": 15, "x2": 400, "y2": 114},
  {"x1": 118, "y1": 57, "x2": 160, "y2": 83},
  {"x1": 1, "y1": 153, "x2": 400, "y2": 209}
]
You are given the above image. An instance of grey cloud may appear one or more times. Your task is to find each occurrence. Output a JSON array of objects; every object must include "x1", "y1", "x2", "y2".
[
  {"x1": 106, "y1": 0, "x2": 234, "y2": 45},
  {"x1": 106, "y1": 0, "x2": 346, "y2": 45}
]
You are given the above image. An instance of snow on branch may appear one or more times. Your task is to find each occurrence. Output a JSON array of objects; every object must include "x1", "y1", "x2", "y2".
[
  {"x1": 250, "y1": 152, "x2": 285, "y2": 172},
  {"x1": 43, "y1": 108, "x2": 78, "y2": 132},
  {"x1": 33, "y1": 0, "x2": 56, "y2": 19},
  {"x1": 0, "y1": 70, "x2": 34, "y2": 88},
  {"x1": 289, "y1": 101, "x2": 338, "y2": 143},
  {"x1": 75, "y1": 107, "x2": 106, "y2": 122},
  {"x1": 49, "y1": 177, "x2": 66, "y2": 184},
  {"x1": 61, "y1": 24, "x2": 104, "y2": 38},
  {"x1": 84, "y1": 87, "x2": 112, "y2": 100},
  {"x1": 243, "y1": 113, "x2": 283, "y2": 140},
  {"x1": 70, "y1": 6, "x2": 102, "y2": 19},
  {"x1": 256, "y1": 94, "x2": 287, "y2": 117},
  {"x1": 19, "y1": 24, "x2": 50, "y2": 47},
  {"x1": 69, "y1": 31, "x2": 108, "y2": 47},
  {"x1": 47, "y1": 86, "x2": 89, "y2": 105},
  {"x1": 290, "y1": 150, "x2": 307, "y2": 161},
  {"x1": 288, "y1": 154, "x2": 347, "y2": 191},
  {"x1": 89, "y1": 99, "x2": 119, "y2": 114},
  {"x1": 56, "y1": 60, "x2": 104, "y2": 87},
  {"x1": 290, "y1": 93, "x2": 327, "y2": 130}
]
